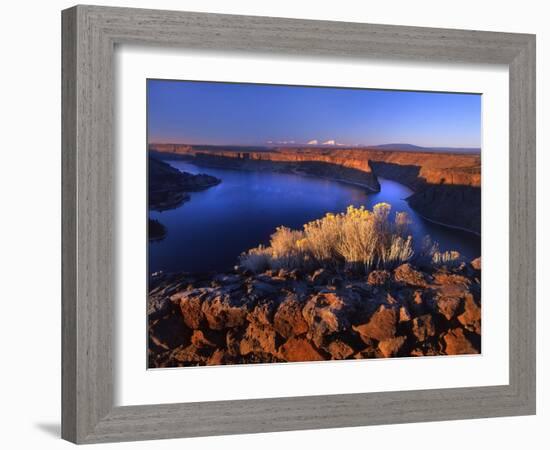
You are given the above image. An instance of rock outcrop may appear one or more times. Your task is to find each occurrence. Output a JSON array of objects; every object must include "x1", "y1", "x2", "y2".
[
  {"x1": 148, "y1": 258, "x2": 482, "y2": 367},
  {"x1": 148, "y1": 154, "x2": 220, "y2": 212}
]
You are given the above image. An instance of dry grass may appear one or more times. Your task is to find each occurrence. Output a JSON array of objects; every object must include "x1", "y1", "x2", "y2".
[
  {"x1": 240, "y1": 203, "x2": 427, "y2": 274},
  {"x1": 416, "y1": 236, "x2": 462, "y2": 268},
  {"x1": 239, "y1": 245, "x2": 273, "y2": 273},
  {"x1": 431, "y1": 250, "x2": 462, "y2": 267}
]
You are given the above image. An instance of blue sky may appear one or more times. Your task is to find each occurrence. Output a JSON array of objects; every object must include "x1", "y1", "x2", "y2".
[{"x1": 147, "y1": 79, "x2": 481, "y2": 148}]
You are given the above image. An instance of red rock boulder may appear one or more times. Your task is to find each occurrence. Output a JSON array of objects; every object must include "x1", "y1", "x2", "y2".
[
  {"x1": 273, "y1": 296, "x2": 309, "y2": 339},
  {"x1": 353, "y1": 304, "x2": 398, "y2": 342},
  {"x1": 277, "y1": 337, "x2": 325, "y2": 362}
]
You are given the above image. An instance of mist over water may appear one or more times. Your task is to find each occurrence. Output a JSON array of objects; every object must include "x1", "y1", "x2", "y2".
[{"x1": 149, "y1": 161, "x2": 481, "y2": 274}]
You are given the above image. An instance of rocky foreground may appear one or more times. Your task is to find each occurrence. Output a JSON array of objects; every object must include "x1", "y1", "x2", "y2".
[{"x1": 148, "y1": 259, "x2": 481, "y2": 367}]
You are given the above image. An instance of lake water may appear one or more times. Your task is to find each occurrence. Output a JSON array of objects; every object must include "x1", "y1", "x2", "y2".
[{"x1": 149, "y1": 161, "x2": 481, "y2": 274}]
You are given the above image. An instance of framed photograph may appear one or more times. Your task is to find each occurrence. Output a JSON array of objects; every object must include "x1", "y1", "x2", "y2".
[{"x1": 62, "y1": 5, "x2": 536, "y2": 444}]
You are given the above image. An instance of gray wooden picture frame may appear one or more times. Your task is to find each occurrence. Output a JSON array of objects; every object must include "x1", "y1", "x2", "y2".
[{"x1": 62, "y1": 5, "x2": 536, "y2": 444}]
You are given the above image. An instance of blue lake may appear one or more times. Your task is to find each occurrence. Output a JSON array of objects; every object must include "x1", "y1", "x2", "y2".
[{"x1": 149, "y1": 161, "x2": 481, "y2": 274}]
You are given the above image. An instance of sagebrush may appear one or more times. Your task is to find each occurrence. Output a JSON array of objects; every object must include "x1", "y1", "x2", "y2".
[
  {"x1": 239, "y1": 203, "x2": 431, "y2": 273},
  {"x1": 239, "y1": 203, "x2": 464, "y2": 274}
]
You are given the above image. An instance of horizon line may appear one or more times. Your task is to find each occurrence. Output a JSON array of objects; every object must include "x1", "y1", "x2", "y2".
[{"x1": 147, "y1": 141, "x2": 482, "y2": 151}]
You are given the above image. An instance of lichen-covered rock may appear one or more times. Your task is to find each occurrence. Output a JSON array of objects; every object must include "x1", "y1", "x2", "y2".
[
  {"x1": 273, "y1": 296, "x2": 308, "y2": 338},
  {"x1": 207, "y1": 349, "x2": 231, "y2": 365},
  {"x1": 378, "y1": 336, "x2": 406, "y2": 357},
  {"x1": 367, "y1": 270, "x2": 391, "y2": 286},
  {"x1": 277, "y1": 337, "x2": 324, "y2": 362},
  {"x1": 201, "y1": 294, "x2": 250, "y2": 330},
  {"x1": 394, "y1": 264, "x2": 428, "y2": 287},
  {"x1": 302, "y1": 292, "x2": 359, "y2": 346},
  {"x1": 411, "y1": 314, "x2": 436, "y2": 341},
  {"x1": 247, "y1": 301, "x2": 277, "y2": 326},
  {"x1": 433, "y1": 295, "x2": 463, "y2": 321},
  {"x1": 443, "y1": 328, "x2": 478, "y2": 354},
  {"x1": 457, "y1": 294, "x2": 481, "y2": 334},
  {"x1": 399, "y1": 305, "x2": 412, "y2": 323},
  {"x1": 353, "y1": 305, "x2": 398, "y2": 342},
  {"x1": 171, "y1": 289, "x2": 208, "y2": 329},
  {"x1": 170, "y1": 343, "x2": 214, "y2": 365},
  {"x1": 433, "y1": 272, "x2": 471, "y2": 286},
  {"x1": 324, "y1": 339, "x2": 355, "y2": 359},
  {"x1": 353, "y1": 347, "x2": 378, "y2": 359},
  {"x1": 239, "y1": 322, "x2": 279, "y2": 355},
  {"x1": 190, "y1": 329, "x2": 225, "y2": 348},
  {"x1": 413, "y1": 290, "x2": 424, "y2": 305}
]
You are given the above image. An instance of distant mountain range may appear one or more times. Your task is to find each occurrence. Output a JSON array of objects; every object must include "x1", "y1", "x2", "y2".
[
  {"x1": 369, "y1": 143, "x2": 481, "y2": 154},
  {"x1": 151, "y1": 142, "x2": 481, "y2": 154},
  {"x1": 272, "y1": 142, "x2": 481, "y2": 154}
]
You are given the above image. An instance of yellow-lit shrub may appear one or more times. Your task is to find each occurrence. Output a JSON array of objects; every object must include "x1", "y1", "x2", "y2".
[
  {"x1": 269, "y1": 226, "x2": 308, "y2": 270},
  {"x1": 432, "y1": 250, "x2": 461, "y2": 267},
  {"x1": 417, "y1": 236, "x2": 462, "y2": 268},
  {"x1": 240, "y1": 203, "x2": 421, "y2": 273},
  {"x1": 303, "y1": 212, "x2": 341, "y2": 263},
  {"x1": 239, "y1": 245, "x2": 272, "y2": 273}
]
